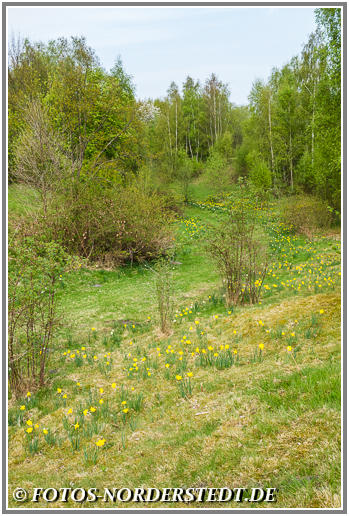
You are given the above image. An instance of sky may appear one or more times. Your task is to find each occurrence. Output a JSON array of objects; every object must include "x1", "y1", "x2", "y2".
[{"x1": 7, "y1": 6, "x2": 317, "y2": 105}]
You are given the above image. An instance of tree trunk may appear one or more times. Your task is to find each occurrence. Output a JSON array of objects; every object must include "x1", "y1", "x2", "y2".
[
  {"x1": 311, "y1": 83, "x2": 316, "y2": 167},
  {"x1": 268, "y1": 94, "x2": 275, "y2": 179},
  {"x1": 175, "y1": 100, "x2": 178, "y2": 153},
  {"x1": 167, "y1": 112, "x2": 172, "y2": 158},
  {"x1": 289, "y1": 128, "x2": 293, "y2": 190}
]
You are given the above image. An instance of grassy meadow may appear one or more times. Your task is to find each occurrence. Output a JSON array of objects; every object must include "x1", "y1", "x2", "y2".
[{"x1": 8, "y1": 182, "x2": 341, "y2": 509}]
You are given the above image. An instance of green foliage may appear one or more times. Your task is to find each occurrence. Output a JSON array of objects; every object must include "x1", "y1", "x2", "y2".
[
  {"x1": 241, "y1": 9, "x2": 341, "y2": 209},
  {"x1": 204, "y1": 150, "x2": 231, "y2": 193},
  {"x1": 9, "y1": 15, "x2": 341, "y2": 211},
  {"x1": 8, "y1": 233, "x2": 78, "y2": 397},
  {"x1": 173, "y1": 149, "x2": 195, "y2": 202},
  {"x1": 246, "y1": 151, "x2": 272, "y2": 191},
  {"x1": 295, "y1": 151, "x2": 316, "y2": 193}
]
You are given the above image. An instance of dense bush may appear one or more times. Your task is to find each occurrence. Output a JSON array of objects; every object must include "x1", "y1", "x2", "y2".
[
  {"x1": 281, "y1": 195, "x2": 332, "y2": 237},
  {"x1": 246, "y1": 150, "x2": 272, "y2": 191},
  {"x1": 34, "y1": 183, "x2": 175, "y2": 267}
]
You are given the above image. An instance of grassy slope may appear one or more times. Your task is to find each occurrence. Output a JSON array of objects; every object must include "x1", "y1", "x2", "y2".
[{"x1": 8, "y1": 183, "x2": 341, "y2": 509}]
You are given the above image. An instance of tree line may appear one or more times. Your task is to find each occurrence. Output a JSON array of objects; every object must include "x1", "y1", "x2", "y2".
[{"x1": 8, "y1": 8, "x2": 341, "y2": 210}]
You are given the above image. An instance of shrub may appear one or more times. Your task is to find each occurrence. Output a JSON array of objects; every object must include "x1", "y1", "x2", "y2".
[
  {"x1": 153, "y1": 259, "x2": 174, "y2": 334},
  {"x1": 8, "y1": 233, "x2": 78, "y2": 397},
  {"x1": 207, "y1": 203, "x2": 268, "y2": 307},
  {"x1": 204, "y1": 150, "x2": 233, "y2": 194},
  {"x1": 281, "y1": 195, "x2": 332, "y2": 237},
  {"x1": 35, "y1": 182, "x2": 175, "y2": 267},
  {"x1": 246, "y1": 151, "x2": 272, "y2": 193},
  {"x1": 173, "y1": 149, "x2": 195, "y2": 203}
]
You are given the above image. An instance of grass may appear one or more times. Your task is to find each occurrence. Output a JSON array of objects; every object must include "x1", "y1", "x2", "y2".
[{"x1": 7, "y1": 183, "x2": 341, "y2": 509}]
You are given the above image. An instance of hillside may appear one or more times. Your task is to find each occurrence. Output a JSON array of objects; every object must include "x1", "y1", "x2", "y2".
[{"x1": 8, "y1": 185, "x2": 341, "y2": 509}]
